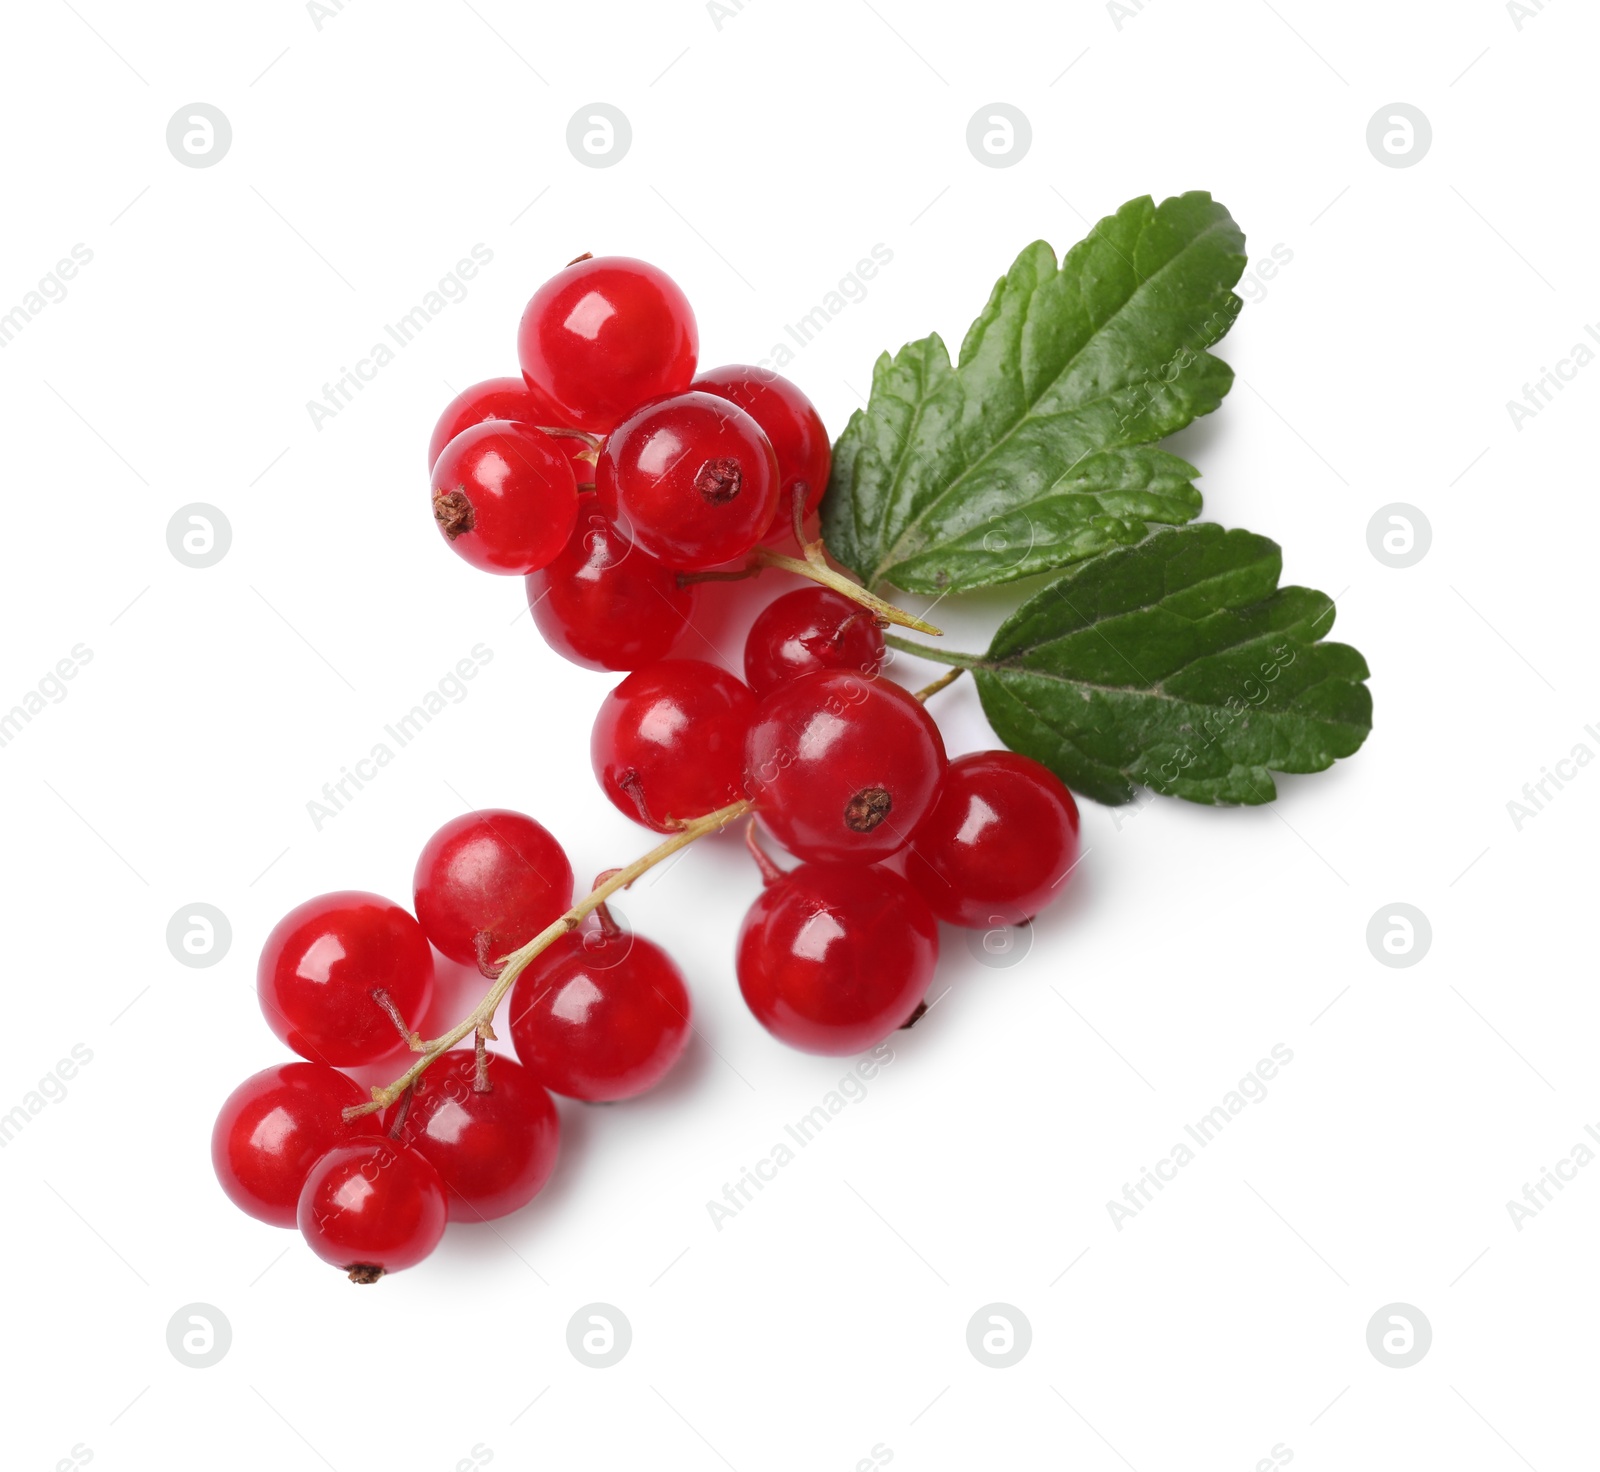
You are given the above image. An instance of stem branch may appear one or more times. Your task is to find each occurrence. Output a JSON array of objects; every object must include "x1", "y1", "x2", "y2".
[
  {"x1": 753, "y1": 546, "x2": 942, "y2": 636},
  {"x1": 883, "y1": 633, "x2": 979, "y2": 668},
  {"x1": 535, "y1": 425, "x2": 603, "y2": 453},
  {"x1": 676, "y1": 566, "x2": 762, "y2": 587},
  {"x1": 344, "y1": 798, "x2": 753, "y2": 1119},
  {"x1": 914, "y1": 667, "x2": 966, "y2": 702}
]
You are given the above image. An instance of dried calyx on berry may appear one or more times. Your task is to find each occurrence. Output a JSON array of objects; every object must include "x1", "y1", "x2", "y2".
[{"x1": 743, "y1": 670, "x2": 946, "y2": 864}]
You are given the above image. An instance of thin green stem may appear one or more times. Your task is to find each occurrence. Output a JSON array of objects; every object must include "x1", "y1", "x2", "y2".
[
  {"x1": 913, "y1": 667, "x2": 966, "y2": 702},
  {"x1": 884, "y1": 633, "x2": 979, "y2": 668}
]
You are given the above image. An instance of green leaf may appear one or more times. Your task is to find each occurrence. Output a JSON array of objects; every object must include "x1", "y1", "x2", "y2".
[
  {"x1": 956, "y1": 524, "x2": 1372, "y2": 806},
  {"x1": 823, "y1": 192, "x2": 1248, "y2": 595}
]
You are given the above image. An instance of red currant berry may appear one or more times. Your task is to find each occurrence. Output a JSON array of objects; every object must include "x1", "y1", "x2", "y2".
[
  {"x1": 427, "y1": 376, "x2": 565, "y2": 472},
  {"x1": 905, "y1": 751, "x2": 1082, "y2": 927},
  {"x1": 426, "y1": 378, "x2": 597, "y2": 491},
  {"x1": 517, "y1": 255, "x2": 697, "y2": 433},
  {"x1": 211, "y1": 1063, "x2": 381, "y2": 1228},
  {"x1": 388, "y1": 1050, "x2": 559, "y2": 1221},
  {"x1": 413, "y1": 810, "x2": 575, "y2": 975},
  {"x1": 736, "y1": 860, "x2": 937, "y2": 1055},
  {"x1": 744, "y1": 670, "x2": 947, "y2": 863},
  {"x1": 509, "y1": 908, "x2": 691, "y2": 1101},
  {"x1": 591, "y1": 659, "x2": 755, "y2": 832},
  {"x1": 258, "y1": 892, "x2": 434, "y2": 1067},
  {"x1": 297, "y1": 1139, "x2": 448, "y2": 1282},
  {"x1": 526, "y1": 511, "x2": 697, "y2": 672},
  {"x1": 432, "y1": 421, "x2": 580, "y2": 575},
  {"x1": 694, "y1": 364, "x2": 830, "y2": 537},
  {"x1": 596, "y1": 392, "x2": 778, "y2": 570},
  {"x1": 743, "y1": 588, "x2": 886, "y2": 694}
]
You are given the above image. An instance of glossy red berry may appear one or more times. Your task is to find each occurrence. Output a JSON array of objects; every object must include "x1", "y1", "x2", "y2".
[
  {"x1": 905, "y1": 751, "x2": 1082, "y2": 927},
  {"x1": 211, "y1": 1063, "x2": 382, "y2": 1228},
  {"x1": 694, "y1": 364, "x2": 830, "y2": 537},
  {"x1": 736, "y1": 861, "x2": 937, "y2": 1055},
  {"x1": 432, "y1": 421, "x2": 580, "y2": 575},
  {"x1": 258, "y1": 892, "x2": 434, "y2": 1067},
  {"x1": 297, "y1": 1139, "x2": 448, "y2": 1282},
  {"x1": 592, "y1": 659, "x2": 755, "y2": 832},
  {"x1": 596, "y1": 392, "x2": 778, "y2": 570},
  {"x1": 518, "y1": 255, "x2": 697, "y2": 433},
  {"x1": 744, "y1": 670, "x2": 947, "y2": 863},
  {"x1": 427, "y1": 376, "x2": 567, "y2": 471},
  {"x1": 413, "y1": 810, "x2": 575, "y2": 975},
  {"x1": 526, "y1": 510, "x2": 697, "y2": 672},
  {"x1": 388, "y1": 1050, "x2": 560, "y2": 1221},
  {"x1": 509, "y1": 912, "x2": 691, "y2": 1101},
  {"x1": 743, "y1": 587, "x2": 886, "y2": 694}
]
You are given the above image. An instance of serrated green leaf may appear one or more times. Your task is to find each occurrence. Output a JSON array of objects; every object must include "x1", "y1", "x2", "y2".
[
  {"x1": 823, "y1": 193, "x2": 1247, "y2": 595},
  {"x1": 954, "y1": 524, "x2": 1372, "y2": 806}
]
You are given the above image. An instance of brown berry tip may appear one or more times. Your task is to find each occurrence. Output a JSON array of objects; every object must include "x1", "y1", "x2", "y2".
[
  {"x1": 567, "y1": 251, "x2": 595, "y2": 266},
  {"x1": 695, "y1": 457, "x2": 743, "y2": 504},
  {"x1": 433, "y1": 488, "x2": 474, "y2": 540},
  {"x1": 346, "y1": 1264, "x2": 385, "y2": 1284},
  {"x1": 844, "y1": 787, "x2": 892, "y2": 833},
  {"x1": 899, "y1": 1000, "x2": 928, "y2": 1030}
]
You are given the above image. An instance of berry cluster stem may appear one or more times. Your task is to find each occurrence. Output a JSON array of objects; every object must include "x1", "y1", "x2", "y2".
[
  {"x1": 913, "y1": 667, "x2": 966, "y2": 702},
  {"x1": 534, "y1": 425, "x2": 603, "y2": 454},
  {"x1": 752, "y1": 543, "x2": 942, "y2": 637},
  {"x1": 883, "y1": 633, "x2": 977, "y2": 667},
  {"x1": 346, "y1": 798, "x2": 754, "y2": 1120}
]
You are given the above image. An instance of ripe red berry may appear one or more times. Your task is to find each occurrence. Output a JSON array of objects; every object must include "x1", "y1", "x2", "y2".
[
  {"x1": 744, "y1": 670, "x2": 947, "y2": 863},
  {"x1": 211, "y1": 1063, "x2": 382, "y2": 1228},
  {"x1": 526, "y1": 510, "x2": 697, "y2": 672},
  {"x1": 297, "y1": 1139, "x2": 448, "y2": 1282},
  {"x1": 905, "y1": 751, "x2": 1082, "y2": 927},
  {"x1": 592, "y1": 659, "x2": 755, "y2": 832},
  {"x1": 432, "y1": 421, "x2": 580, "y2": 575},
  {"x1": 743, "y1": 587, "x2": 886, "y2": 694},
  {"x1": 257, "y1": 892, "x2": 434, "y2": 1067},
  {"x1": 517, "y1": 255, "x2": 697, "y2": 434},
  {"x1": 596, "y1": 392, "x2": 778, "y2": 570},
  {"x1": 509, "y1": 910, "x2": 692, "y2": 1101},
  {"x1": 427, "y1": 376, "x2": 565, "y2": 471},
  {"x1": 736, "y1": 861, "x2": 937, "y2": 1055},
  {"x1": 413, "y1": 810, "x2": 575, "y2": 975},
  {"x1": 388, "y1": 1050, "x2": 560, "y2": 1221},
  {"x1": 694, "y1": 364, "x2": 830, "y2": 537}
]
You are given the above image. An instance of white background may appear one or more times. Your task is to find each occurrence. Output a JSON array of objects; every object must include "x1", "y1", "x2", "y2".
[{"x1": 2, "y1": 1, "x2": 1595, "y2": 1468}]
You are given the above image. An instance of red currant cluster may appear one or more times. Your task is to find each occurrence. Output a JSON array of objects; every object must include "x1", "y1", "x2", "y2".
[
  {"x1": 213, "y1": 812, "x2": 692, "y2": 1280},
  {"x1": 427, "y1": 252, "x2": 833, "y2": 669},
  {"x1": 213, "y1": 255, "x2": 1083, "y2": 1283}
]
